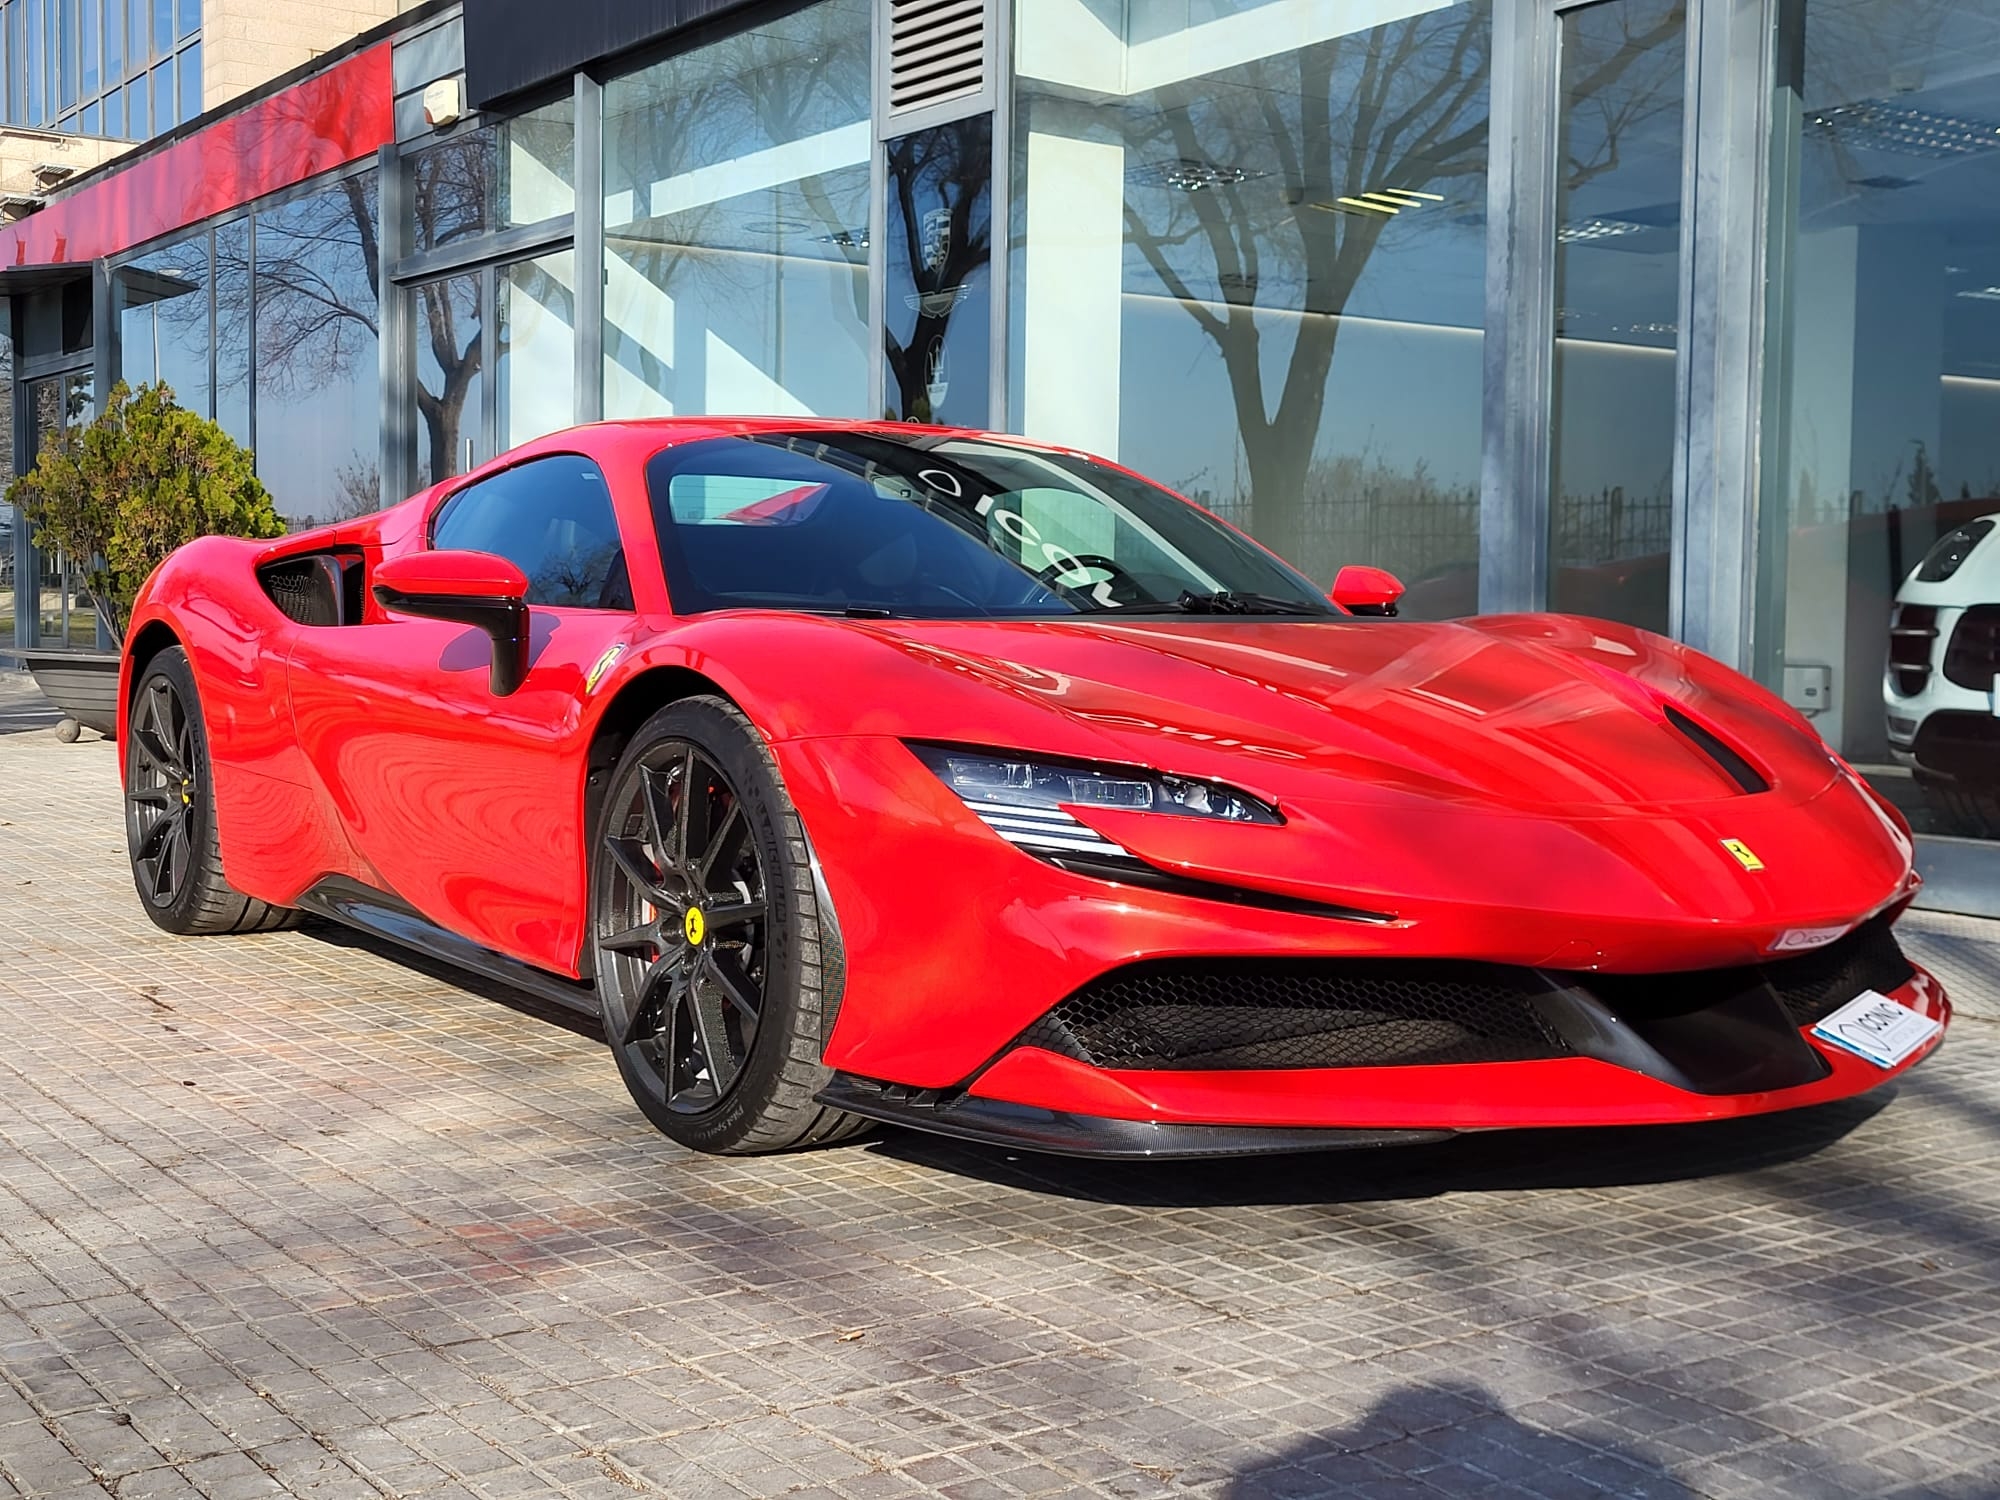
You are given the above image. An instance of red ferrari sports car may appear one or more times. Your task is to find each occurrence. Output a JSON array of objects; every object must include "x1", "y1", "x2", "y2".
[{"x1": 118, "y1": 419, "x2": 1950, "y2": 1157}]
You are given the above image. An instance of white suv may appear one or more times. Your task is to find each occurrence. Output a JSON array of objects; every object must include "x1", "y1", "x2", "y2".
[{"x1": 1885, "y1": 514, "x2": 2000, "y2": 836}]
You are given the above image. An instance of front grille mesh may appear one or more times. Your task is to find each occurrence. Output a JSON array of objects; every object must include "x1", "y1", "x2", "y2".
[
  {"x1": 1016, "y1": 916, "x2": 1917, "y2": 1072},
  {"x1": 1017, "y1": 959, "x2": 1571, "y2": 1071},
  {"x1": 1943, "y1": 604, "x2": 2000, "y2": 693},
  {"x1": 1888, "y1": 603, "x2": 1938, "y2": 698}
]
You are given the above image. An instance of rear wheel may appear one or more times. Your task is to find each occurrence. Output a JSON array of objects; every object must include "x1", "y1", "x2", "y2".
[
  {"x1": 125, "y1": 647, "x2": 299, "y2": 935},
  {"x1": 590, "y1": 696, "x2": 867, "y2": 1154}
]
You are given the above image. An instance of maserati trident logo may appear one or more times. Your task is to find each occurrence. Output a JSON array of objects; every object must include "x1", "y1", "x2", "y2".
[{"x1": 1721, "y1": 838, "x2": 1764, "y2": 872}]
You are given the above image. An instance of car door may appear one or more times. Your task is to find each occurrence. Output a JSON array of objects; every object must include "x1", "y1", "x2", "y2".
[{"x1": 288, "y1": 452, "x2": 640, "y2": 973}]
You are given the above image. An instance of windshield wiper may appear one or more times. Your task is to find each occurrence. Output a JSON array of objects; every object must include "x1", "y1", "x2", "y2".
[{"x1": 1121, "y1": 590, "x2": 1329, "y2": 616}]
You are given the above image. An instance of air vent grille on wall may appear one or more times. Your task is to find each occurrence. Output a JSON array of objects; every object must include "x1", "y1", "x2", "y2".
[{"x1": 889, "y1": 0, "x2": 986, "y2": 116}]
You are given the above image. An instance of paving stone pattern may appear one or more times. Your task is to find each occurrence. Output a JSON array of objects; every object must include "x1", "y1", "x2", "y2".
[{"x1": 2, "y1": 692, "x2": 1998, "y2": 1498}]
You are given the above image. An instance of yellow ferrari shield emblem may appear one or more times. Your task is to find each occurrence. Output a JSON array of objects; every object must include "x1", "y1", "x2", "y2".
[
  {"x1": 684, "y1": 907, "x2": 706, "y2": 946},
  {"x1": 1721, "y1": 839, "x2": 1764, "y2": 872}
]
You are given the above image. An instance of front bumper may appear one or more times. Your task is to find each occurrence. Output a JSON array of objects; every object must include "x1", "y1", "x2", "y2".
[
  {"x1": 777, "y1": 735, "x2": 1925, "y2": 1091},
  {"x1": 819, "y1": 967, "x2": 1949, "y2": 1158}
]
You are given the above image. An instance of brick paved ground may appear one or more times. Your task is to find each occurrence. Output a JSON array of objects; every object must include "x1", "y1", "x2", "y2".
[{"x1": 1, "y1": 672, "x2": 1998, "y2": 1499}]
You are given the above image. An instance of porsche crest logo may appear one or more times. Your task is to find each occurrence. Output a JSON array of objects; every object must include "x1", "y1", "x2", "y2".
[{"x1": 1721, "y1": 838, "x2": 1764, "y2": 872}]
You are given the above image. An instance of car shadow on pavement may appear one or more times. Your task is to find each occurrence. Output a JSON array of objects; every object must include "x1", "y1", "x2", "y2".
[
  {"x1": 863, "y1": 1091, "x2": 1889, "y2": 1207},
  {"x1": 1221, "y1": 1379, "x2": 1695, "y2": 1498},
  {"x1": 298, "y1": 917, "x2": 609, "y2": 1042}
]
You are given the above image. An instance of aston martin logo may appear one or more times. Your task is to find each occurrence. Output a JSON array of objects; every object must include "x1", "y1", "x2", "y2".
[{"x1": 1721, "y1": 839, "x2": 1764, "y2": 871}]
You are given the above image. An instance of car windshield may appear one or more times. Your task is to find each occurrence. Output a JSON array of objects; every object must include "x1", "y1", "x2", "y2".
[{"x1": 645, "y1": 430, "x2": 1336, "y2": 620}]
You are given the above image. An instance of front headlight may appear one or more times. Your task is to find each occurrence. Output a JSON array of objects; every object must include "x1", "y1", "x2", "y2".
[{"x1": 909, "y1": 743, "x2": 1280, "y2": 861}]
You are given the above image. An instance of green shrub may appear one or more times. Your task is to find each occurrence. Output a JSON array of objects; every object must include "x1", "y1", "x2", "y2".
[{"x1": 5, "y1": 381, "x2": 285, "y2": 640}]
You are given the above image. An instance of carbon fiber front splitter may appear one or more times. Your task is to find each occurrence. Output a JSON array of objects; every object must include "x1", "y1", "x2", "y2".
[{"x1": 815, "y1": 1074, "x2": 1453, "y2": 1159}]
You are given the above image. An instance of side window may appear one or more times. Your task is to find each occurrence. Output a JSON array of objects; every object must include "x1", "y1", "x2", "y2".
[{"x1": 430, "y1": 454, "x2": 632, "y2": 609}]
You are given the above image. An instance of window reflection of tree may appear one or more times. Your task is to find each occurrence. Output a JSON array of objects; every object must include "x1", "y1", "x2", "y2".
[
  {"x1": 1115, "y1": 1, "x2": 1683, "y2": 578},
  {"x1": 119, "y1": 238, "x2": 209, "y2": 407},
  {"x1": 527, "y1": 539, "x2": 624, "y2": 608},
  {"x1": 885, "y1": 118, "x2": 990, "y2": 425},
  {"x1": 602, "y1": 6, "x2": 870, "y2": 413},
  {"x1": 240, "y1": 172, "x2": 381, "y2": 519},
  {"x1": 409, "y1": 133, "x2": 491, "y2": 482}
]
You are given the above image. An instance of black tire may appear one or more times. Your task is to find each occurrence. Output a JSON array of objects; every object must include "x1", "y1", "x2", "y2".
[
  {"x1": 125, "y1": 647, "x2": 300, "y2": 936},
  {"x1": 590, "y1": 695, "x2": 866, "y2": 1154},
  {"x1": 1918, "y1": 776, "x2": 2000, "y2": 839}
]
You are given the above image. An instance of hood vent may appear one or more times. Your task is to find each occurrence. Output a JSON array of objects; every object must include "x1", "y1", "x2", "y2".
[
  {"x1": 888, "y1": 0, "x2": 987, "y2": 117},
  {"x1": 1663, "y1": 704, "x2": 1770, "y2": 795}
]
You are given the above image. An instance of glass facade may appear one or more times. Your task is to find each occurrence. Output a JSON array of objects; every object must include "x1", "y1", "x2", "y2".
[
  {"x1": 100, "y1": 172, "x2": 380, "y2": 530},
  {"x1": 1011, "y1": 0, "x2": 1492, "y2": 613},
  {"x1": 253, "y1": 172, "x2": 381, "y2": 522},
  {"x1": 1758, "y1": 0, "x2": 2000, "y2": 851},
  {"x1": 0, "y1": 0, "x2": 199, "y2": 134},
  {"x1": 7, "y1": 0, "x2": 2000, "y2": 895},
  {"x1": 600, "y1": 0, "x2": 871, "y2": 421},
  {"x1": 1547, "y1": 0, "x2": 1686, "y2": 633}
]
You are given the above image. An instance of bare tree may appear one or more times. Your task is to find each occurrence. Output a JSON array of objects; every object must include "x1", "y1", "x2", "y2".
[{"x1": 1118, "y1": 2, "x2": 1684, "y2": 566}]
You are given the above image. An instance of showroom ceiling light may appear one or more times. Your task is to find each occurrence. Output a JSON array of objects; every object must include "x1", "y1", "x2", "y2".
[
  {"x1": 1807, "y1": 98, "x2": 2000, "y2": 159},
  {"x1": 1129, "y1": 158, "x2": 1266, "y2": 193},
  {"x1": 1559, "y1": 217, "x2": 1650, "y2": 243},
  {"x1": 1311, "y1": 187, "x2": 1443, "y2": 218}
]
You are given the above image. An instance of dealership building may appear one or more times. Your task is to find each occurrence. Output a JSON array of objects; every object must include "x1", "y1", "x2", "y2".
[{"x1": 0, "y1": 0, "x2": 1996, "y2": 908}]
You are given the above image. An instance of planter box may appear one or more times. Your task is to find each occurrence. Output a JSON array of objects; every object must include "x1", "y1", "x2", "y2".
[{"x1": 15, "y1": 649, "x2": 120, "y2": 739}]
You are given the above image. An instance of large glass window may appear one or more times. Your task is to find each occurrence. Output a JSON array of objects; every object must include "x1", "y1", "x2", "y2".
[
  {"x1": 0, "y1": 0, "x2": 195, "y2": 131},
  {"x1": 1011, "y1": 0, "x2": 1492, "y2": 617},
  {"x1": 1547, "y1": 0, "x2": 1687, "y2": 633},
  {"x1": 404, "y1": 96, "x2": 576, "y2": 253},
  {"x1": 413, "y1": 271, "x2": 482, "y2": 484},
  {"x1": 1759, "y1": 0, "x2": 2000, "y2": 844},
  {"x1": 212, "y1": 214, "x2": 249, "y2": 444},
  {"x1": 497, "y1": 250, "x2": 575, "y2": 452},
  {"x1": 115, "y1": 233, "x2": 210, "y2": 414},
  {"x1": 883, "y1": 115, "x2": 991, "y2": 427},
  {"x1": 601, "y1": 0, "x2": 870, "y2": 421},
  {"x1": 254, "y1": 172, "x2": 380, "y2": 523}
]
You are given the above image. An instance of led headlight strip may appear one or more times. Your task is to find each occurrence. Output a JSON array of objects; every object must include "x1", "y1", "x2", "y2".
[
  {"x1": 909, "y1": 742, "x2": 1394, "y2": 924},
  {"x1": 958, "y1": 798, "x2": 1132, "y2": 859},
  {"x1": 909, "y1": 743, "x2": 1281, "y2": 859}
]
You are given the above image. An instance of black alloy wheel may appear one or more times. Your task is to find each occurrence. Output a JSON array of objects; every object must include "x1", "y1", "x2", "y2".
[
  {"x1": 591, "y1": 696, "x2": 866, "y2": 1154},
  {"x1": 600, "y1": 740, "x2": 768, "y2": 1113},
  {"x1": 123, "y1": 647, "x2": 299, "y2": 936},
  {"x1": 127, "y1": 669, "x2": 199, "y2": 909}
]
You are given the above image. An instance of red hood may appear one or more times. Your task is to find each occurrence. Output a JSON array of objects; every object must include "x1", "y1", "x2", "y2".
[
  {"x1": 838, "y1": 613, "x2": 1839, "y2": 815},
  {"x1": 657, "y1": 610, "x2": 1912, "y2": 954}
]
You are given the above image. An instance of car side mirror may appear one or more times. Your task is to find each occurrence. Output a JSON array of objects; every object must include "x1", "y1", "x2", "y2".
[
  {"x1": 372, "y1": 549, "x2": 531, "y2": 696},
  {"x1": 1331, "y1": 564, "x2": 1405, "y2": 618}
]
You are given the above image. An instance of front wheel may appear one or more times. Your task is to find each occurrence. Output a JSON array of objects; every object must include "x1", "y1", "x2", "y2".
[{"x1": 590, "y1": 696, "x2": 867, "y2": 1154}]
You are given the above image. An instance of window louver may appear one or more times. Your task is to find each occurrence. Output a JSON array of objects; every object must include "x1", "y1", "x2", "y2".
[{"x1": 889, "y1": 0, "x2": 986, "y2": 115}]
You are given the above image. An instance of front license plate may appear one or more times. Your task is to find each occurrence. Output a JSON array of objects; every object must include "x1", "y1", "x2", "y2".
[{"x1": 1812, "y1": 990, "x2": 1943, "y2": 1069}]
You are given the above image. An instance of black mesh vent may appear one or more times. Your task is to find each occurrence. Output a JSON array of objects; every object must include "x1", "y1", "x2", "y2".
[
  {"x1": 1578, "y1": 914, "x2": 1913, "y2": 1030},
  {"x1": 260, "y1": 556, "x2": 345, "y2": 627},
  {"x1": 1017, "y1": 916, "x2": 1916, "y2": 1072},
  {"x1": 1018, "y1": 959, "x2": 1572, "y2": 1071},
  {"x1": 1943, "y1": 605, "x2": 2000, "y2": 693},
  {"x1": 1889, "y1": 603, "x2": 1938, "y2": 698}
]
